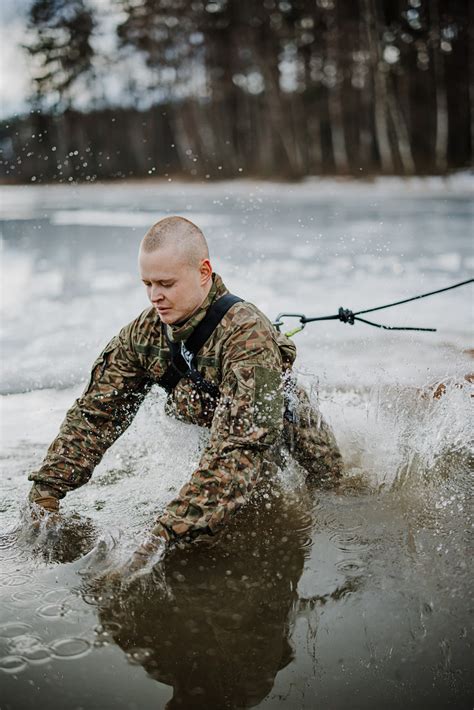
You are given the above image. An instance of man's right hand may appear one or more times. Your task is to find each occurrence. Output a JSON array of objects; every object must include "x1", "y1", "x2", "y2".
[{"x1": 28, "y1": 483, "x2": 61, "y2": 528}]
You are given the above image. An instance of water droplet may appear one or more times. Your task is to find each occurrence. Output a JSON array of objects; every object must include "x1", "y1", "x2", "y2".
[{"x1": 126, "y1": 647, "x2": 152, "y2": 664}]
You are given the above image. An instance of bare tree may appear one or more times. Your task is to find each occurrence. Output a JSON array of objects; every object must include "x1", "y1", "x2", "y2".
[
  {"x1": 1, "y1": 0, "x2": 471, "y2": 182},
  {"x1": 431, "y1": 0, "x2": 448, "y2": 172}
]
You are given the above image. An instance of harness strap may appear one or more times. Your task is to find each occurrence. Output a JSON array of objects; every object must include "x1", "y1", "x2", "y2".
[{"x1": 158, "y1": 293, "x2": 243, "y2": 395}]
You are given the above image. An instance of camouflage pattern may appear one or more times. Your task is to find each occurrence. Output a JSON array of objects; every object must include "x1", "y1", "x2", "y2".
[
  {"x1": 283, "y1": 385, "x2": 343, "y2": 486},
  {"x1": 28, "y1": 483, "x2": 60, "y2": 512},
  {"x1": 29, "y1": 273, "x2": 342, "y2": 544}
]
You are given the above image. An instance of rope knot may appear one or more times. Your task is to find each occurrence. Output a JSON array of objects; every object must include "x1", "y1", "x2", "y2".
[{"x1": 338, "y1": 307, "x2": 355, "y2": 325}]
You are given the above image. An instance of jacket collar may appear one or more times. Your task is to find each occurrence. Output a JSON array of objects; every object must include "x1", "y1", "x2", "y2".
[{"x1": 165, "y1": 273, "x2": 228, "y2": 343}]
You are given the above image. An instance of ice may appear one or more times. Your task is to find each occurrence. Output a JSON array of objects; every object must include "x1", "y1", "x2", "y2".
[
  {"x1": 1, "y1": 177, "x2": 473, "y2": 491},
  {"x1": 50, "y1": 210, "x2": 227, "y2": 228}
]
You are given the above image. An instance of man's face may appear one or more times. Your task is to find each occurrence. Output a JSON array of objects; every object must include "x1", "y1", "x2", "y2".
[{"x1": 139, "y1": 245, "x2": 212, "y2": 324}]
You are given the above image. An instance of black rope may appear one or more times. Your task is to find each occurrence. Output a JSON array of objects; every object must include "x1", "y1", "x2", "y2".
[
  {"x1": 274, "y1": 278, "x2": 473, "y2": 334},
  {"x1": 348, "y1": 278, "x2": 473, "y2": 317}
]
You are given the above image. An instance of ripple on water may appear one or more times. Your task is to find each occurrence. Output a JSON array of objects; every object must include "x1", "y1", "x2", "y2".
[
  {"x1": 43, "y1": 588, "x2": 70, "y2": 603},
  {"x1": 0, "y1": 531, "x2": 17, "y2": 551},
  {"x1": 22, "y1": 646, "x2": 51, "y2": 664},
  {"x1": 37, "y1": 604, "x2": 68, "y2": 619},
  {"x1": 0, "y1": 622, "x2": 32, "y2": 638},
  {"x1": 328, "y1": 530, "x2": 367, "y2": 551},
  {"x1": 8, "y1": 635, "x2": 51, "y2": 665},
  {"x1": 50, "y1": 638, "x2": 91, "y2": 659},
  {"x1": 0, "y1": 573, "x2": 33, "y2": 588},
  {"x1": 0, "y1": 655, "x2": 27, "y2": 674},
  {"x1": 11, "y1": 588, "x2": 44, "y2": 604},
  {"x1": 336, "y1": 558, "x2": 365, "y2": 574},
  {"x1": 0, "y1": 549, "x2": 30, "y2": 563},
  {"x1": 319, "y1": 511, "x2": 365, "y2": 533}
]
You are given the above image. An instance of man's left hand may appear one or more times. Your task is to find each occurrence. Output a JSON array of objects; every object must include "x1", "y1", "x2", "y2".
[{"x1": 113, "y1": 527, "x2": 170, "y2": 581}]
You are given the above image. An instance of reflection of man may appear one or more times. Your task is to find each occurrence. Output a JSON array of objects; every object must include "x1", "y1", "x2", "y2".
[
  {"x1": 93, "y1": 493, "x2": 309, "y2": 709},
  {"x1": 28, "y1": 216, "x2": 342, "y2": 563}
]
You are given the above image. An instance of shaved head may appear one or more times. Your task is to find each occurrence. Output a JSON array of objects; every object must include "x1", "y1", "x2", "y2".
[
  {"x1": 140, "y1": 216, "x2": 209, "y2": 267},
  {"x1": 138, "y1": 216, "x2": 214, "y2": 324}
]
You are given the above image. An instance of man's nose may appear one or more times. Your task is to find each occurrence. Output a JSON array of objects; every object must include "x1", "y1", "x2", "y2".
[{"x1": 150, "y1": 285, "x2": 164, "y2": 302}]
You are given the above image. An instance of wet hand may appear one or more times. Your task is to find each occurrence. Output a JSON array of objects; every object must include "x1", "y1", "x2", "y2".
[
  {"x1": 112, "y1": 534, "x2": 168, "y2": 584},
  {"x1": 28, "y1": 483, "x2": 61, "y2": 530},
  {"x1": 29, "y1": 501, "x2": 62, "y2": 533}
]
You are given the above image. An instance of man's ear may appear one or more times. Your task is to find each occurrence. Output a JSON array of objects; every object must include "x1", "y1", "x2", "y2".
[{"x1": 200, "y1": 259, "x2": 213, "y2": 284}]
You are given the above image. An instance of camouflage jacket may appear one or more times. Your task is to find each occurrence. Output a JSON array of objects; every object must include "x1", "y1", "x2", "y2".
[{"x1": 29, "y1": 274, "x2": 297, "y2": 543}]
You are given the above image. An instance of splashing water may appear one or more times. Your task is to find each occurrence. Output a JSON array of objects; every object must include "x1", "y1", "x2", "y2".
[{"x1": 1, "y1": 179, "x2": 473, "y2": 708}]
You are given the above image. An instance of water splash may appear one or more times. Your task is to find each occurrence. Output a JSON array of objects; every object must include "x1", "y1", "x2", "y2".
[{"x1": 323, "y1": 376, "x2": 473, "y2": 491}]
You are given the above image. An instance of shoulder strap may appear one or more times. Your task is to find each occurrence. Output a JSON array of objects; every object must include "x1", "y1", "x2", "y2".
[
  {"x1": 158, "y1": 293, "x2": 243, "y2": 395},
  {"x1": 185, "y1": 293, "x2": 243, "y2": 356}
]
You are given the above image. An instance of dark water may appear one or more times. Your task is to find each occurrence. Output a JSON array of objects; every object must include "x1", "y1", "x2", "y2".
[
  {"x1": 0, "y1": 178, "x2": 473, "y2": 708},
  {"x1": 1, "y1": 476, "x2": 472, "y2": 709}
]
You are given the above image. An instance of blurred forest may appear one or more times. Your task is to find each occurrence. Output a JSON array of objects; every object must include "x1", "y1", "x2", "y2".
[{"x1": 0, "y1": 0, "x2": 472, "y2": 182}]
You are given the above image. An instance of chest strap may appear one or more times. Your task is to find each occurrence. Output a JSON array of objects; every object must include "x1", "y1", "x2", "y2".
[{"x1": 157, "y1": 293, "x2": 243, "y2": 396}]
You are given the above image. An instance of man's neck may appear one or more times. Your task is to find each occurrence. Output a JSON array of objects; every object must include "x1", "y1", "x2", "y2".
[{"x1": 173, "y1": 278, "x2": 214, "y2": 327}]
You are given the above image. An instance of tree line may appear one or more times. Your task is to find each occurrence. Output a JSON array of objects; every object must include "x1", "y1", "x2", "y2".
[{"x1": 0, "y1": 0, "x2": 472, "y2": 182}]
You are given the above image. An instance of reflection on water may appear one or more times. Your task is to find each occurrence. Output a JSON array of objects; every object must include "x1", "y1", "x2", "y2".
[
  {"x1": 0, "y1": 476, "x2": 472, "y2": 709},
  {"x1": 89, "y1": 491, "x2": 312, "y2": 709},
  {"x1": 28, "y1": 514, "x2": 98, "y2": 566}
]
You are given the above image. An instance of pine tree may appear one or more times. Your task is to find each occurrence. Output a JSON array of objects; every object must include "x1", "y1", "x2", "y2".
[{"x1": 24, "y1": 0, "x2": 95, "y2": 110}]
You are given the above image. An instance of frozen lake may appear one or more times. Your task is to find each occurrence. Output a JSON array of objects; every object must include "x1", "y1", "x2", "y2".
[{"x1": 0, "y1": 177, "x2": 473, "y2": 708}]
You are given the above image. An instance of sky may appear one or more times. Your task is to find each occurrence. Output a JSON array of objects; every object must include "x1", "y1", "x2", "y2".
[
  {"x1": 0, "y1": 0, "x2": 32, "y2": 117},
  {"x1": 0, "y1": 0, "x2": 130, "y2": 119}
]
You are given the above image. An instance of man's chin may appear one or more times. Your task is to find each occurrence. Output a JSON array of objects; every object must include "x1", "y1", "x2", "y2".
[{"x1": 155, "y1": 308, "x2": 176, "y2": 324}]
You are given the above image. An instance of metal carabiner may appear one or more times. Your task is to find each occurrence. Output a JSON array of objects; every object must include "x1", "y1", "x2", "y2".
[{"x1": 273, "y1": 313, "x2": 307, "y2": 338}]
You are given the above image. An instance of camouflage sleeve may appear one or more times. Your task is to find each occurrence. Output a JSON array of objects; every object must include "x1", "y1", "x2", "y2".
[
  {"x1": 28, "y1": 319, "x2": 151, "y2": 501},
  {"x1": 154, "y1": 306, "x2": 284, "y2": 543}
]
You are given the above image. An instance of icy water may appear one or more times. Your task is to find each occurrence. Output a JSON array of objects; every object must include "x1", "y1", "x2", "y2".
[{"x1": 0, "y1": 177, "x2": 473, "y2": 709}]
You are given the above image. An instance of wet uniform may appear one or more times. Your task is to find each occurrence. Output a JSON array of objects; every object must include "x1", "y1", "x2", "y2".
[{"x1": 28, "y1": 274, "x2": 342, "y2": 544}]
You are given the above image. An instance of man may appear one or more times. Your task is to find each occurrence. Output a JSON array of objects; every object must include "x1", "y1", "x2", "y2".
[{"x1": 28, "y1": 216, "x2": 342, "y2": 565}]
